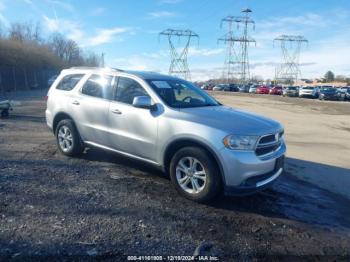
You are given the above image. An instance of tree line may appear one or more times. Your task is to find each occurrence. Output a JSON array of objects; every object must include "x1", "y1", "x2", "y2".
[
  {"x1": 323, "y1": 71, "x2": 350, "y2": 85},
  {"x1": 0, "y1": 21, "x2": 102, "y2": 71}
]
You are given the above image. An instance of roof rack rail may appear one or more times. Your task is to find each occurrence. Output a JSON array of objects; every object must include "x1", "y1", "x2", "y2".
[
  {"x1": 68, "y1": 66, "x2": 124, "y2": 72},
  {"x1": 112, "y1": 68, "x2": 124, "y2": 72},
  {"x1": 69, "y1": 66, "x2": 101, "y2": 70}
]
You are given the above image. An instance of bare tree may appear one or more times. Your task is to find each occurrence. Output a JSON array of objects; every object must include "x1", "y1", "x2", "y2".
[
  {"x1": 0, "y1": 24, "x2": 4, "y2": 38},
  {"x1": 49, "y1": 33, "x2": 68, "y2": 59},
  {"x1": 83, "y1": 52, "x2": 101, "y2": 67},
  {"x1": 8, "y1": 21, "x2": 42, "y2": 43},
  {"x1": 64, "y1": 39, "x2": 81, "y2": 65}
]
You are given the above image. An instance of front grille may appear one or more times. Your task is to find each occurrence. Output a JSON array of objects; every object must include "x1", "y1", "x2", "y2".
[
  {"x1": 259, "y1": 134, "x2": 275, "y2": 144},
  {"x1": 256, "y1": 142, "x2": 281, "y2": 156},
  {"x1": 255, "y1": 132, "x2": 283, "y2": 157}
]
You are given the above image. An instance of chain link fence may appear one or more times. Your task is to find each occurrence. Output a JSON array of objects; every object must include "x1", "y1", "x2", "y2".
[{"x1": 0, "y1": 66, "x2": 58, "y2": 92}]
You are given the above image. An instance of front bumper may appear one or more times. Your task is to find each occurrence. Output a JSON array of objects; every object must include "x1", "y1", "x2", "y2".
[
  {"x1": 299, "y1": 92, "x2": 316, "y2": 97},
  {"x1": 320, "y1": 94, "x2": 340, "y2": 100},
  {"x1": 218, "y1": 141, "x2": 286, "y2": 195},
  {"x1": 284, "y1": 92, "x2": 297, "y2": 96}
]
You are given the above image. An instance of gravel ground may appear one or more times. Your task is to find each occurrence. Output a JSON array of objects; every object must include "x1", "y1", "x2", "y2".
[{"x1": 0, "y1": 97, "x2": 350, "y2": 261}]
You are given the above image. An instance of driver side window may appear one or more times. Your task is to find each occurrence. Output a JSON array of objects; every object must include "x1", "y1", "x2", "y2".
[
  {"x1": 115, "y1": 77, "x2": 148, "y2": 104},
  {"x1": 173, "y1": 83, "x2": 206, "y2": 103}
]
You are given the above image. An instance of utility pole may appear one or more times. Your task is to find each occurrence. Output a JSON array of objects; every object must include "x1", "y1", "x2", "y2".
[
  {"x1": 274, "y1": 35, "x2": 308, "y2": 85},
  {"x1": 159, "y1": 29, "x2": 199, "y2": 80},
  {"x1": 101, "y1": 53, "x2": 105, "y2": 67},
  {"x1": 218, "y1": 8, "x2": 255, "y2": 84}
]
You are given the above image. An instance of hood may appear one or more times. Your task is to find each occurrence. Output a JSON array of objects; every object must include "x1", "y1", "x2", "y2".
[{"x1": 179, "y1": 106, "x2": 282, "y2": 135}]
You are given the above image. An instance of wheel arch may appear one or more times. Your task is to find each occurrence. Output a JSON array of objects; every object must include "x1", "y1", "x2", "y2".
[
  {"x1": 52, "y1": 112, "x2": 75, "y2": 133},
  {"x1": 163, "y1": 138, "x2": 226, "y2": 185}
]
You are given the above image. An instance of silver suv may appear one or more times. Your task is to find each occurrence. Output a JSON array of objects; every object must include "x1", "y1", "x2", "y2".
[{"x1": 46, "y1": 67, "x2": 286, "y2": 202}]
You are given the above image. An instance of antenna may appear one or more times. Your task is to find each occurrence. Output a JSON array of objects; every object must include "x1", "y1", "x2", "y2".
[
  {"x1": 159, "y1": 29, "x2": 199, "y2": 80},
  {"x1": 274, "y1": 35, "x2": 308, "y2": 85},
  {"x1": 218, "y1": 8, "x2": 256, "y2": 84}
]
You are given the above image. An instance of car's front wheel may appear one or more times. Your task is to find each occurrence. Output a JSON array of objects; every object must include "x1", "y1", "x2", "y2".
[
  {"x1": 169, "y1": 147, "x2": 221, "y2": 203},
  {"x1": 55, "y1": 119, "x2": 84, "y2": 156}
]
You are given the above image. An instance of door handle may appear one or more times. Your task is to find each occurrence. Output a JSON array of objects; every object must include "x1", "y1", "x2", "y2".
[
  {"x1": 72, "y1": 100, "x2": 80, "y2": 105},
  {"x1": 111, "y1": 109, "x2": 122, "y2": 114}
]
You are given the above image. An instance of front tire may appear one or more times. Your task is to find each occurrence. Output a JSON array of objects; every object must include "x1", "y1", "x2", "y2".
[
  {"x1": 169, "y1": 147, "x2": 221, "y2": 203},
  {"x1": 55, "y1": 119, "x2": 84, "y2": 156}
]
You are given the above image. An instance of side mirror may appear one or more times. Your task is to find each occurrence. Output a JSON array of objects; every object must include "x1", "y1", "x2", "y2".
[{"x1": 132, "y1": 96, "x2": 153, "y2": 109}]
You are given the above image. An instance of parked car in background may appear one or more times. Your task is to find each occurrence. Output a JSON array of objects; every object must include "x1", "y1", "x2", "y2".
[
  {"x1": 341, "y1": 88, "x2": 350, "y2": 101},
  {"x1": 207, "y1": 84, "x2": 214, "y2": 91},
  {"x1": 0, "y1": 99, "x2": 12, "y2": 118},
  {"x1": 298, "y1": 86, "x2": 319, "y2": 98},
  {"x1": 48, "y1": 75, "x2": 58, "y2": 87},
  {"x1": 213, "y1": 84, "x2": 227, "y2": 91},
  {"x1": 256, "y1": 85, "x2": 270, "y2": 94},
  {"x1": 249, "y1": 85, "x2": 258, "y2": 93},
  {"x1": 269, "y1": 86, "x2": 283, "y2": 95},
  {"x1": 201, "y1": 84, "x2": 214, "y2": 90},
  {"x1": 282, "y1": 86, "x2": 299, "y2": 97},
  {"x1": 46, "y1": 67, "x2": 286, "y2": 202},
  {"x1": 319, "y1": 87, "x2": 342, "y2": 101},
  {"x1": 224, "y1": 84, "x2": 239, "y2": 92},
  {"x1": 238, "y1": 85, "x2": 250, "y2": 93}
]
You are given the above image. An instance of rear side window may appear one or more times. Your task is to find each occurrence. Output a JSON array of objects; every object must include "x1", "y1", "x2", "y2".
[
  {"x1": 56, "y1": 74, "x2": 84, "y2": 91},
  {"x1": 115, "y1": 77, "x2": 148, "y2": 104},
  {"x1": 81, "y1": 74, "x2": 113, "y2": 99}
]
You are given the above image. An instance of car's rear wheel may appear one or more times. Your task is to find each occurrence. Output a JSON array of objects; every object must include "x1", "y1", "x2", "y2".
[
  {"x1": 55, "y1": 119, "x2": 84, "y2": 156},
  {"x1": 169, "y1": 147, "x2": 221, "y2": 203},
  {"x1": 1, "y1": 109, "x2": 9, "y2": 118}
]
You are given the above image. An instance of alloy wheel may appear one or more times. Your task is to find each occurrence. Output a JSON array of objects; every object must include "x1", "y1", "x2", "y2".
[{"x1": 175, "y1": 157, "x2": 207, "y2": 194}]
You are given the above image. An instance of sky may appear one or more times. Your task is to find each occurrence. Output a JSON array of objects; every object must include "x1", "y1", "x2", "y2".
[{"x1": 0, "y1": 0, "x2": 349, "y2": 81}]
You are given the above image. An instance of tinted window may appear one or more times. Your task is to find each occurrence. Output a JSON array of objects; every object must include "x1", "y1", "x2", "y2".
[
  {"x1": 115, "y1": 77, "x2": 148, "y2": 104},
  {"x1": 56, "y1": 74, "x2": 84, "y2": 91},
  {"x1": 81, "y1": 74, "x2": 113, "y2": 99}
]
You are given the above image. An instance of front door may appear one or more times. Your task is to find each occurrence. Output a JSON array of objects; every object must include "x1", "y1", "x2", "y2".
[{"x1": 107, "y1": 76, "x2": 158, "y2": 162}]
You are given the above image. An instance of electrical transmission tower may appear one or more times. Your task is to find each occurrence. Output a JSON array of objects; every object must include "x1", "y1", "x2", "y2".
[
  {"x1": 274, "y1": 35, "x2": 308, "y2": 85},
  {"x1": 159, "y1": 29, "x2": 199, "y2": 80},
  {"x1": 218, "y1": 8, "x2": 256, "y2": 84}
]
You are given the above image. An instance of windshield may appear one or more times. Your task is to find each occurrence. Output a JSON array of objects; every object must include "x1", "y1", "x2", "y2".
[
  {"x1": 302, "y1": 87, "x2": 314, "y2": 90},
  {"x1": 288, "y1": 87, "x2": 297, "y2": 90},
  {"x1": 147, "y1": 79, "x2": 221, "y2": 108}
]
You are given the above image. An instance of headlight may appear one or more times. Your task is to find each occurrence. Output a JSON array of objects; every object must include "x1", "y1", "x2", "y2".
[{"x1": 223, "y1": 135, "x2": 259, "y2": 151}]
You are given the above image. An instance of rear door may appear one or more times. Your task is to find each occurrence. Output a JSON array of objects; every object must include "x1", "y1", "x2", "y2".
[
  {"x1": 107, "y1": 76, "x2": 159, "y2": 162},
  {"x1": 71, "y1": 74, "x2": 115, "y2": 146}
]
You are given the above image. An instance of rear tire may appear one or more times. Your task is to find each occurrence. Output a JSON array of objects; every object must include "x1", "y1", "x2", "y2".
[
  {"x1": 1, "y1": 109, "x2": 9, "y2": 118},
  {"x1": 55, "y1": 119, "x2": 84, "y2": 156},
  {"x1": 169, "y1": 146, "x2": 222, "y2": 203}
]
